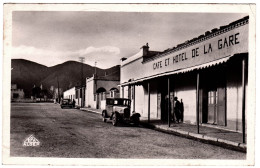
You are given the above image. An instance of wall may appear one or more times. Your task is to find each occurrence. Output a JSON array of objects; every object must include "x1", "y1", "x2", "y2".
[
  {"x1": 86, "y1": 77, "x2": 120, "y2": 109},
  {"x1": 63, "y1": 87, "x2": 75, "y2": 99},
  {"x1": 75, "y1": 98, "x2": 82, "y2": 107},
  {"x1": 173, "y1": 73, "x2": 197, "y2": 124},
  {"x1": 86, "y1": 77, "x2": 95, "y2": 108},
  {"x1": 100, "y1": 100, "x2": 106, "y2": 110},
  {"x1": 226, "y1": 57, "x2": 247, "y2": 132},
  {"x1": 11, "y1": 89, "x2": 25, "y2": 99},
  {"x1": 96, "y1": 80, "x2": 120, "y2": 93},
  {"x1": 134, "y1": 85, "x2": 144, "y2": 115}
]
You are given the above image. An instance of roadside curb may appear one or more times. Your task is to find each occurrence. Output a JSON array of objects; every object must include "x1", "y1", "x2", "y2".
[
  {"x1": 80, "y1": 108, "x2": 102, "y2": 115},
  {"x1": 140, "y1": 122, "x2": 246, "y2": 153}
]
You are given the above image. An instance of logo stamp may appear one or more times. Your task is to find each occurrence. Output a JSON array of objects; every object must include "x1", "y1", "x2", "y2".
[{"x1": 23, "y1": 134, "x2": 40, "y2": 147}]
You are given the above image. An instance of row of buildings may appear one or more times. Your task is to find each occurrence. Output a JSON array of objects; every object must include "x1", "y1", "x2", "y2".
[
  {"x1": 63, "y1": 16, "x2": 249, "y2": 133},
  {"x1": 63, "y1": 73, "x2": 120, "y2": 110}
]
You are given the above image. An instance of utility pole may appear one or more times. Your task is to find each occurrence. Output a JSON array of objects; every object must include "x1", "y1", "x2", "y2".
[
  {"x1": 56, "y1": 76, "x2": 60, "y2": 104},
  {"x1": 79, "y1": 57, "x2": 85, "y2": 108},
  {"x1": 94, "y1": 61, "x2": 97, "y2": 76}
]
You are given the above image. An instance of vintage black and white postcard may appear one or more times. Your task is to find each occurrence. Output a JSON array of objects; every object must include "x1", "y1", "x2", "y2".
[{"x1": 2, "y1": 3, "x2": 256, "y2": 166}]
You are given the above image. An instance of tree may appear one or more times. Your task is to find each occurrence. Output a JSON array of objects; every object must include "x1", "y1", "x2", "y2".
[{"x1": 32, "y1": 86, "x2": 41, "y2": 98}]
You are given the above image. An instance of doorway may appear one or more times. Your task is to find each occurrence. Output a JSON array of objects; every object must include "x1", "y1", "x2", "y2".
[
  {"x1": 158, "y1": 78, "x2": 174, "y2": 122},
  {"x1": 201, "y1": 66, "x2": 226, "y2": 126}
]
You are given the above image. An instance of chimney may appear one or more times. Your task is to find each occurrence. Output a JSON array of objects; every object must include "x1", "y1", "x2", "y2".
[
  {"x1": 141, "y1": 43, "x2": 149, "y2": 57},
  {"x1": 120, "y1": 57, "x2": 127, "y2": 62}
]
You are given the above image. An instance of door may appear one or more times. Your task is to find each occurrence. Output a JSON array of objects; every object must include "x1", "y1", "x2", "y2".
[
  {"x1": 207, "y1": 87, "x2": 226, "y2": 125},
  {"x1": 96, "y1": 94, "x2": 100, "y2": 109},
  {"x1": 207, "y1": 89, "x2": 217, "y2": 124},
  {"x1": 217, "y1": 87, "x2": 226, "y2": 126}
]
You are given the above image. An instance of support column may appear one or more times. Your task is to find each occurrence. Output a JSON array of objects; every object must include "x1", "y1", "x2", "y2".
[
  {"x1": 133, "y1": 85, "x2": 135, "y2": 112},
  {"x1": 122, "y1": 86, "x2": 124, "y2": 98},
  {"x1": 168, "y1": 77, "x2": 171, "y2": 127},
  {"x1": 242, "y1": 57, "x2": 246, "y2": 143},
  {"x1": 196, "y1": 72, "x2": 200, "y2": 134},
  {"x1": 148, "y1": 82, "x2": 150, "y2": 123}
]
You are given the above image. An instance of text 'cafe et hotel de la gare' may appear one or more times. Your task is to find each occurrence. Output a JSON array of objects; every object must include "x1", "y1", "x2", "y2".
[{"x1": 120, "y1": 16, "x2": 249, "y2": 134}]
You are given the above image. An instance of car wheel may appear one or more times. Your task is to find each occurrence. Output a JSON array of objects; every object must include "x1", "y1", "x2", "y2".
[
  {"x1": 112, "y1": 114, "x2": 118, "y2": 126},
  {"x1": 133, "y1": 116, "x2": 140, "y2": 126}
]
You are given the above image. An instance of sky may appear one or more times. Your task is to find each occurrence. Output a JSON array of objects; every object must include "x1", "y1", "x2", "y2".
[{"x1": 12, "y1": 11, "x2": 248, "y2": 69}]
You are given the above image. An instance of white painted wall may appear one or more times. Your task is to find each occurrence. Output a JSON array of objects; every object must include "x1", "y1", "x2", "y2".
[
  {"x1": 134, "y1": 86, "x2": 144, "y2": 115},
  {"x1": 226, "y1": 59, "x2": 247, "y2": 132},
  {"x1": 86, "y1": 76, "x2": 120, "y2": 109},
  {"x1": 86, "y1": 77, "x2": 95, "y2": 108},
  {"x1": 63, "y1": 87, "x2": 75, "y2": 99}
]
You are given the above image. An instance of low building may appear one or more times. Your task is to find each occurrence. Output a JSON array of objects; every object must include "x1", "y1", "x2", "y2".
[
  {"x1": 85, "y1": 74, "x2": 120, "y2": 109},
  {"x1": 120, "y1": 16, "x2": 249, "y2": 133},
  {"x1": 63, "y1": 87, "x2": 76, "y2": 100},
  {"x1": 11, "y1": 84, "x2": 24, "y2": 101},
  {"x1": 75, "y1": 85, "x2": 85, "y2": 108}
]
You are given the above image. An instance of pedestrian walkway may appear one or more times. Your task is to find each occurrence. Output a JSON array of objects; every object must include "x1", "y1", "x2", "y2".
[
  {"x1": 140, "y1": 117, "x2": 246, "y2": 152},
  {"x1": 79, "y1": 107, "x2": 246, "y2": 152},
  {"x1": 80, "y1": 107, "x2": 102, "y2": 114}
]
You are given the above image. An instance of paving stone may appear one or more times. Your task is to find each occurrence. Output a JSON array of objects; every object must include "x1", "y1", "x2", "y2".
[
  {"x1": 175, "y1": 129, "x2": 189, "y2": 135},
  {"x1": 203, "y1": 135, "x2": 218, "y2": 142},
  {"x1": 238, "y1": 143, "x2": 247, "y2": 149},
  {"x1": 188, "y1": 132, "x2": 204, "y2": 139},
  {"x1": 218, "y1": 138, "x2": 239, "y2": 146}
]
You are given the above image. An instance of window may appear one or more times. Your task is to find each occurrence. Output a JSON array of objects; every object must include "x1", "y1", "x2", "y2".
[{"x1": 13, "y1": 93, "x2": 19, "y2": 98}]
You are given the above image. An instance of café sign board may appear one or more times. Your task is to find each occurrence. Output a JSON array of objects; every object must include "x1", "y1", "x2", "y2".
[{"x1": 121, "y1": 22, "x2": 248, "y2": 84}]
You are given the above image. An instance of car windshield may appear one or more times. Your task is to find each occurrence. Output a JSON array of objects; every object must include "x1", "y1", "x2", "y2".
[
  {"x1": 107, "y1": 99, "x2": 130, "y2": 106},
  {"x1": 114, "y1": 99, "x2": 129, "y2": 106}
]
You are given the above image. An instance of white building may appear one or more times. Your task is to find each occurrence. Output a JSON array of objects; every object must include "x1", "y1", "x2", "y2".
[
  {"x1": 85, "y1": 74, "x2": 120, "y2": 109},
  {"x1": 11, "y1": 84, "x2": 24, "y2": 101},
  {"x1": 63, "y1": 87, "x2": 76, "y2": 100},
  {"x1": 120, "y1": 16, "x2": 249, "y2": 134}
]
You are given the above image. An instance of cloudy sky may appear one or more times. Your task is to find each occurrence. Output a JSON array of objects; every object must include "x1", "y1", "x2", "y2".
[{"x1": 12, "y1": 11, "x2": 247, "y2": 69}]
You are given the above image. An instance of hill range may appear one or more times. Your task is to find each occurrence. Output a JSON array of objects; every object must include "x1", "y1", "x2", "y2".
[{"x1": 11, "y1": 59, "x2": 120, "y2": 97}]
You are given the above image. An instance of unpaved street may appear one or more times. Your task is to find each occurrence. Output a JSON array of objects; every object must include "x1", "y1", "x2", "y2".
[{"x1": 11, "y1": 103, "x2": 246, "y2": 159}]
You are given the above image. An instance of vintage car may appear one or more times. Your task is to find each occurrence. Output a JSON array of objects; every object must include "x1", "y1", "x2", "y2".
[
  {"x1": 60, "y1": 99, "x2": 74, "y2": 109},
  {"x1": 101, "y1": 98, "x2": 141, "y2": 126}
]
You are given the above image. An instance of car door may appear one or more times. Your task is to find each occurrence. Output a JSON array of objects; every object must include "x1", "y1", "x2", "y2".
[{"x1": 106, "y1": 99, "x2": 114, "y2": 116}]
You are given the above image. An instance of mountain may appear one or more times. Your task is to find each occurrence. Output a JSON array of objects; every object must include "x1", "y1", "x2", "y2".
[
  {"x1": 11, "y1": 59, "x2": 49, "y2": 96},
  {"x1": 11, "y1": 59, "x2": 120, "y2": 97}
]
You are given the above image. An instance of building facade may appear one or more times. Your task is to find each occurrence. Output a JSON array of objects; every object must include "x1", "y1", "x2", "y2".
[
  {"x1": 63, "y1": 87, "x2": 76, "y2": 100},
  {"x1": 85, "y1": 74, "x2": 120, "y2": 109},
  {"x1": 120, "y1": 16, "x2": 249, "y2": 133},
  {"x1": 75, "y1": 85, "x2": 85, "y2": 108},
  {"x1": 11, "y1": 84, "x2": 25, "y2": 101}
]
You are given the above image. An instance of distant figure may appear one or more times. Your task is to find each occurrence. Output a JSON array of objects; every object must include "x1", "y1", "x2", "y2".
[
  {"x1": 174, "y1": 97, "x2": 181, "y2": 123},
  {"x1": 180, "y1": 99, "x2": 184, "y2": 122},
  {"x1": 72, "y1": 99, "x2": 76, "y2": 108}
]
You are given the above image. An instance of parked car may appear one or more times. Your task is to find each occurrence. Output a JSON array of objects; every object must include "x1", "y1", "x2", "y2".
[
  {"x1": 101, "y1": 98, "x2": 141, "y2": 126},
  {"x1": 60, "y1": 99, "x2": 74, "y2": 109}
]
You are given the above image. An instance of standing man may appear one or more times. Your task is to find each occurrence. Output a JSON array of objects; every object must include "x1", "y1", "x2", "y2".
[
  {"x1": 72, "y1": 99, "x2": 76, "y2": 108},
  {"x1": 174, "y1": 97, "x2": 181, "y2": 123},
  {"x1": 180, "y1": 99, "x2": 184, "y2": 122}
]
